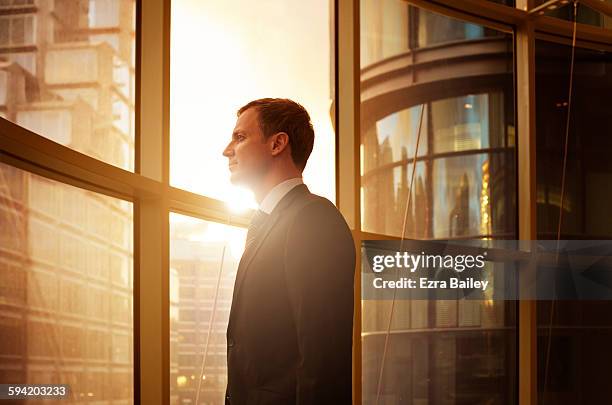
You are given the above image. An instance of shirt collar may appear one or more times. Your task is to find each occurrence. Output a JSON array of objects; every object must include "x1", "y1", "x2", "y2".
[{"x1": 259, "y1": 177, "x2": 304, "y2": 214}]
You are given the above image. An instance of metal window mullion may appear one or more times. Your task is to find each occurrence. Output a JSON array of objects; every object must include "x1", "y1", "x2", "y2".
[
  {"x1": 0, "y1": 119, "x2": 162, "y2": 201},
  {"x1": 515, "y1": 0, "x2": 538, "y2": 402},
  {"x1": 338, "y1": 0, "x2": 361, "y2": 403},
  {"x1": 137, "y1": 0, "x2": 170, "y2": 404},
  {"x1": 534, "y1": 24, "x2": 612, "y2": 51},
  {"x1": 168, "y1": 187, "x2": 251, "y2": 228}
]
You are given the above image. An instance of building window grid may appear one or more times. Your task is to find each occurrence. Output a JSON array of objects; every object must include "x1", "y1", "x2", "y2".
[
  {"x1": 0, "y1": 0, "x2": 609, "y2": 402},
  {"x1": 361, "y1": 87, "x2": 517, "y2": 239},
  {"x1": 0, "y1": 13, "x2": 36, "y2": 47},
  {"x1": 0, "y1": 2, "x2": 136, "y2": 400}
]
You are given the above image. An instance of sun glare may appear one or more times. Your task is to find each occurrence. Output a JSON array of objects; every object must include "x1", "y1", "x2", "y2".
[
  {"x1": 225, "y1": 187, "x2": 255, "y2": 215},
  {"x1": 170, "y1": 0, "x2": 335, "y2": 210},
  {"x1": 188, "y1": 221, "x2": 247, "y2": 260}
]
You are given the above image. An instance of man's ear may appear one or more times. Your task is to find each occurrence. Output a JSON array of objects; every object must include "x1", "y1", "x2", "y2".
[{"x1": 270, "y1": 132, "x2": 290, "y2": 156}]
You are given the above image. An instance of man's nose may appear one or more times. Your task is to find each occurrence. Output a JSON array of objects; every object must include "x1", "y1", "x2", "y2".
[{"x1": 222, "y1": 142, "x2": 233, "y2": 157}]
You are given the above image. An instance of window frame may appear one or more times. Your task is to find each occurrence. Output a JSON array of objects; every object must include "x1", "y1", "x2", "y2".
[
  {"x1": 352, "y1": 1, "x2": 612, "y2": 404},
  {"x1": 1, "y1": 0, "x2": 611, "y2": 404}
]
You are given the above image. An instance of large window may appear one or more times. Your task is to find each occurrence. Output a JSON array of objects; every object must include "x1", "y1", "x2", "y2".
[
  {"x1": 360, "y1": 1, "x2": 516, "y2": 240},
  {"x1": 169, "y1": 214, "x2": 246, "y2": 405},
  {"x1": 360, "y1": 2, "x2": 516, "y2": 403},
  {"x1": 0, "y1": 0, "x2": 136, "y2": 171},
  {"x1": 170, "y1": 0, "x2": 336, "y2": 207},
  {"x1": 0, "y1": 162, "x2": 134, "y2": 401},
  {"x1": 2, "y1": 0, "x2": 337, "y2": 403},
  {"x1": 535, "y1": 39, "x2": 612, "y2": 404},
  {"x1": 1, "y1": 0, "x2": 612, "y2": 404}
]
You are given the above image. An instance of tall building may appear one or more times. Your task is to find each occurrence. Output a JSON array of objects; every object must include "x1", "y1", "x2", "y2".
[
  {"x1": 0, "y1": 1, "x2": 135, "y2": 402},
  {"x1": 169, "y1": 218, "x2": 245, "y2": 405}
]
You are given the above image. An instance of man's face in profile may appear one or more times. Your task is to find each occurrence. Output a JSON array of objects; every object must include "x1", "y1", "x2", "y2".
[{"x1": 223, "y1": 108, "x2": 271, "y2": 189}]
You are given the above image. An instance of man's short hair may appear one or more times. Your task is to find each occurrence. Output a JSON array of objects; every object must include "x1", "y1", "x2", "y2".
[{"x1": 237, "y1": 98, "x2": 314, "y2": 171}]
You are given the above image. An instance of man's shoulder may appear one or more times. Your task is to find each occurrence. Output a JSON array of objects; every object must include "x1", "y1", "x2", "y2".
[
  {"x1": 291, "y1": 190, "x2": 340, "y2": 217},
  {"x1": 285, "y1": 191, "x2": 349, "y2": 231},
  {"x1": 284, "y1": 190, "x2": 355, "y2": 259}
]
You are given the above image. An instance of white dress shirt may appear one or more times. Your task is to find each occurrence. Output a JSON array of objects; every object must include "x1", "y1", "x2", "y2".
[{"x1": 259, "y1": 177, "x2": 304, "y2": 214}]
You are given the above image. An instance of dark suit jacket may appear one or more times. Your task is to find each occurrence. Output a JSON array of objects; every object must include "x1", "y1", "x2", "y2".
[{"x1": 225, "y1": 184, "x2": 355, "y2": 405}]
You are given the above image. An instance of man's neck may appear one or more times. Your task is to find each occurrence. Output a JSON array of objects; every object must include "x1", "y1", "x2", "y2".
[{"x1": 254, "y1": 173, "x2": 302, "y2": 204}]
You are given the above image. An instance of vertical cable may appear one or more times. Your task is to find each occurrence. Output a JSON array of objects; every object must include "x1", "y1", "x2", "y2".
[
  {"x1": 543, "y1": 1, "x2": 579, "y2": 402},
  {"x1": 375, "y1": 103, "x2": 425, "y2": 405},
  {"x1": 195, "y1": 236, "x2": 228, "y2": 404}
]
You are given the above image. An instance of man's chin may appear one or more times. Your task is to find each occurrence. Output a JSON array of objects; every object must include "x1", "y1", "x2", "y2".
[{"x1": 229, "y1": 173, "x2": 245, "y2": 186}]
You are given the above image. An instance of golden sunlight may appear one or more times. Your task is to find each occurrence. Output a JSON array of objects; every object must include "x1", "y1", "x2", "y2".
[{"x1": 170, "y1": 0, "x2": 335, "y2": 208}]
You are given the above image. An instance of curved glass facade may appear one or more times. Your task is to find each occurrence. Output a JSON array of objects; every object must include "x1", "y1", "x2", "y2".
[
  {"x1": 360, "y1": 2, "x2": 517, "y2": 403},
  {"x1": 362, "y1": 91, "x2": 515, "y2": 239}
]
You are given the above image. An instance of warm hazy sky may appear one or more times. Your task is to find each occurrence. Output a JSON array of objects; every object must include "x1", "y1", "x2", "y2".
[{"x1": 170, "y1": 0, "x2": 334, "y2": 212}]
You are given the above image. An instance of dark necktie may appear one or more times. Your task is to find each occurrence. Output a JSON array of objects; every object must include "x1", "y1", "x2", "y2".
[{"x1": 245, "y1": 210, "x2": 269, "y2": 252}]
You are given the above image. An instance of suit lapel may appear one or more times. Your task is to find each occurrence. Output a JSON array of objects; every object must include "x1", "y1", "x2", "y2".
[
  {"x1": 229, "y1": 184, "x2": 309, "y2": 318},
  {"x1": 231, "y1": 212, "x2": 281, "y2": 304}
]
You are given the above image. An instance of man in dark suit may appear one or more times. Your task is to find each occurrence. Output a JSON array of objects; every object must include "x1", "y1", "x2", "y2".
[{"x1": 222, "y1": 98, "x2": 355, "y2": 404}]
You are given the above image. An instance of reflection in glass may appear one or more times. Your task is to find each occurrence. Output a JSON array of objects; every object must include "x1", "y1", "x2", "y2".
[
  {"x1": 536, "y1": 40, "x2": 612, "y2": 404},
  {"x1": 432, "y1": 152, "x2": 514, "y2": 239},
  {"x1": 366, "y1": 104, "x2": 429, "y2": 165},
  {"x1": 360, "y1": 4, "x2": 516, "y2": 404},
  {"x1": 169, "y1": 214, "x2": 246, "y2": 405},
  {"x1": 432, "y1": 92, "x2": 507, "y2": 154},
  {"x1": 362, "y1": 95, "x2": 515, "y2": 240},
  {"x1": 417, "y1": 8, "x2": 484, "y2": 48},
  {"x1": 362, "y1": 298, "x2": 514, "y2": 404},
  {"x1": 360, "y1": 0, "x2": 504, "y2": 67},
  {"x1": 0, "y1": 162, "x2": 134, "y2": 402},
  {"x1": 0, "y1": 0, "x2": 136, "y2": 170},
  {"x1": 362, "y1": 162, "x2": 428, "y2": 239},
  {"x1": 536, "y1": 41, "x2": 612, "y2": 239},
  {"x1": 170, "y1": 0, "x2": 335, "y2": 207},
  {"x1": 360, "y1": 0, "x2": 409, "y2": 67},
  {"x1": 535, "y1": 0, "x2": 612, "y2": 29}
]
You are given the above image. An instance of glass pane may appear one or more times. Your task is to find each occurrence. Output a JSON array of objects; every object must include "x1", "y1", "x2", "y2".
[
  {"x1": 361, "y1": 4, "x2": 515, "y2": 239},
  {"x1": 0, "y1": 0, "x2": 136, "y2": 171},
  {"x1": 360, "y1": 1, "x2": 506, "y2": 67},
  {"x1": 360, "y1": 4, "x2": 516, "y2": 404},
  {"x1": 415, "y1": 8, "x2": 502, "y2": 49},
  {"x1": 432, "y1": 152, "x2": 515, "y2": 239},
  {"x1": 362, "y1": 162, "x2": 428, "y2": 238},
  {"x1": 534, "y1": 0, "x2": 612, "y2": 29},
  {"x1": 536, "y1": 40, "x2": 612, "y2": 404},
  {"x1": 536, "y1": 40, "x2": 612, "y2": 239},
  {"x1": 432, "y1": 92, "x2": 507, "y2": 154},
  {"x1": 169, "y1": 213, "x2": 246, "y2": 405},
  {"x1": 363, "y1": 268, "x2": 515, "y2": 403},
  {"x1": 363, "y1": 104, "x2": 429, "y2": 167},
  {"x1": 360, "y1": 0, "x2": 410, "y2": 66},
  {"x1": 171, "y1": 0, "x2": 335, "y2": 207},
  {"x1": 0, "y1": 161, "x2": 134, "y2": 401}
]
